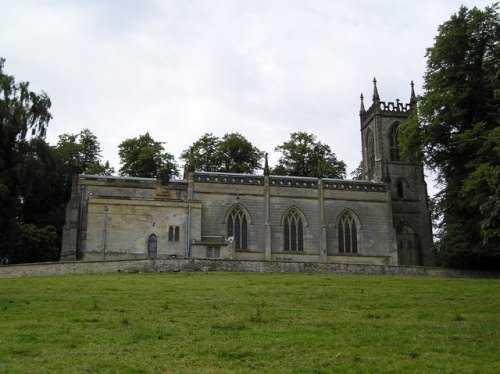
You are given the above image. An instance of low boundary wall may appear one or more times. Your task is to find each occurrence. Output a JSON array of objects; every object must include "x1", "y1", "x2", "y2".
[{"x1": 0, "y1": 259, "x2": 498, "y2": 279}]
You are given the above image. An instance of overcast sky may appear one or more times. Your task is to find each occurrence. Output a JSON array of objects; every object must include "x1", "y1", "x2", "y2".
[{"x1": 0, "y1": 0, "x2": 492, "y2": 182}]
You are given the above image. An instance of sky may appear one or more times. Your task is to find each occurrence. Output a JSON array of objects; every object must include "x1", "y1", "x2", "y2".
[{"x1": 0, "y1": 0, "x2": 492, "y2": 185}]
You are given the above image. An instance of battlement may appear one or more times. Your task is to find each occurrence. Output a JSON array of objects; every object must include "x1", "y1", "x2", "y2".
[
  {"x1": 363, "y1": 99, "x2": 412, "y2": 118},
  {"x1": 359, "y1": 78, "x2": 415, "y2": 124}
]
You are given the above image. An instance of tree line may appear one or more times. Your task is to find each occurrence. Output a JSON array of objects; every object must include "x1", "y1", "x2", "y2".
[
  {"x1": 118, "y1": 131, "x2": 347, "y2": 179},
  {"x1": 1, "y1": 3, "x2": 498, "y2": 269}
]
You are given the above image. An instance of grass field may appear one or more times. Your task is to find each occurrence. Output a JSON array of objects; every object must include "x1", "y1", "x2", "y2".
[{"x1": 0, "y1": 272, "x2": 498, "y2": 373}]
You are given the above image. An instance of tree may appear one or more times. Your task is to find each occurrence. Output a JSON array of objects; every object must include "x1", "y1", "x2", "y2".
[
  {"x1": 181, "y1": 132, "x2": 264, "y2": 174},
  {"x1": 0, "y1": 58, "x2": 53, "y2": 262},
  {"x1": 10, "y1": 224, "x2": 59, "y2": 264},
  {"x1": 180, "y1": 133, "x2": 223, "y2": 172},
  {"x1": 56, "y1": 129, "x2": 114, "y2": 176},
  {"x1": 219, "y1": 133, "x2": 264, "y2": 174},
  {"x1": 17, "y1": 137, "x2": 65, "y2": 230},
  {"x1": 273, "y1": 132, "x2": 346, "y2": 178},
  {"x1": 118, "y1": 132, "x2": 178, "y2": 178},
  {"x1": 400, "y1": 4, "x2": 499, "y2": 270},
  {"x1": 350, "y1": 161, "x2": 364, "y2": 180}
]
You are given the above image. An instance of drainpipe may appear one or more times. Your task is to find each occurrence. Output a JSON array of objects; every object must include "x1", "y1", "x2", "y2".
[
  {"x1": 102, "y1": 206, "x2": 109, "y2": 260},
  {"x1": 76, "y1": 184, "x2": 86, "y2": 260},
  {"x1": 185, "y1": 203, "x2": 192, "y2": 258}
]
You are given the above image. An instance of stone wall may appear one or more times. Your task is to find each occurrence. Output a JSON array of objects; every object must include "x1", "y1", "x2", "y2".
[{"x1": 1, "y1": 259, "x2": 497, "y2": 279}]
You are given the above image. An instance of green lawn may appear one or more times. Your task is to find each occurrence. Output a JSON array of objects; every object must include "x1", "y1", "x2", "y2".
[{"x1": 0, "y1": 272, "x2": 498, "y2": 373}]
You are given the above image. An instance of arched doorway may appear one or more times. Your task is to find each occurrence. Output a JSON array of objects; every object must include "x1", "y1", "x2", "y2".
[
  {"x1": 396, "y1": 221, "x2": 419, "y2": 265},
  {"x1": 148, "y1": 234, "x2": 157, "y2": 258}
]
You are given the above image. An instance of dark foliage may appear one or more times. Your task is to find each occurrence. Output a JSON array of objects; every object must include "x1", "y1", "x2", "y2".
[{"x1": 400, "y1": 4, "x2": 499, "y2": 270}]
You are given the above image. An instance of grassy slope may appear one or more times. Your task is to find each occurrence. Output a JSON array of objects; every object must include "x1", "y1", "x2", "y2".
[{"x1": 0, "y1": 272, "x2": 498, "y2": 373}]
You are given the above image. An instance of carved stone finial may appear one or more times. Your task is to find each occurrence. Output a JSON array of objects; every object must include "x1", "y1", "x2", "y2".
[
  {"x1": 264, "y1": 152, "x2": 270, "y2": 175},
  {"x1": 360, "y1": 93, "x2": 365, "y2": 113},
  {"x1": 372, "y1": 77, "x2": 380, "y2": 102},
  {"x1": 410, "y1": 80, "x2": 416, "y2": 106}
]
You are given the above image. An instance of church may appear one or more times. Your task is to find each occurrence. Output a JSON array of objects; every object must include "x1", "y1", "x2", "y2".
[{"x1": 61, "y1": 80, "x2": 434, "y2": 266}]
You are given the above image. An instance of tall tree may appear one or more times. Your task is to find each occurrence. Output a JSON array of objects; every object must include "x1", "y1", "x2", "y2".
[
  {"x1": 180, "y1": 133, "x2": 223, "y2": 172},
  {"x1": 18, "y1": 137, "x2": 64, "y2": 229},
  {"x1": 118, "y1": 132, "x2": 178, "y2": 178},
  {"x1": 0, "y1": 57, "x2": 54, "y2": 262},
  {"x1": 273, "y1": 132, "x2": 346, "y2": 178},
  {"x1": 400, "y1": 4, "x2": 499, "y2": 270}
]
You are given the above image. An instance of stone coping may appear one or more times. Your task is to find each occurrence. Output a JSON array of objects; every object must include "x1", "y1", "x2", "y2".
[{"x1": 0, "y1": 259, "x2": 497, "y2": 279}]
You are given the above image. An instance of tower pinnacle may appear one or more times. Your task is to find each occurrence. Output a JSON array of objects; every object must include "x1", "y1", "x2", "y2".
[
  {"x1": 372, "y1": 77, "x2": 380, "y2": 102},
  {"x1": 410, "y1": 80, "x2": 416, "y2": 106}
]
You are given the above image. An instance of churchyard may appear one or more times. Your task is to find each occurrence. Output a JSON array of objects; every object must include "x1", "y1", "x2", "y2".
[{"x1": 0, "y1": 272, "x2": 498, "y2": 373}]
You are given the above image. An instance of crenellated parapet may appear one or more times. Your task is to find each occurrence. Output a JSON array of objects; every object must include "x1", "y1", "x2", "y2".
[
  {"x1": 359, "y1": 78, "x2": 416, "y2": 126},
  {"x1": 363, "y1": 99, "x2": 412, "y2": 119}
]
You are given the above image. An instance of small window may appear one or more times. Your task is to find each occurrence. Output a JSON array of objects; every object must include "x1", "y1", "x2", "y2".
[
  {"x1": 168, "y1": 226, "x2": 180, "y2": 242},
  {"x1": 207, "y1": 247, "x2": 220, "y2": 259}
]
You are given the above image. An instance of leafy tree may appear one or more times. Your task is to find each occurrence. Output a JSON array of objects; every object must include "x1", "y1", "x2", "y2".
[
  {"x1": 219, "y1": 133, "x2": 264, "y2": 174},
  {"x1": 0, "y1": 57, "x2": 53, "y2": 262},
  {"x1": 181, "y1": 132, "x2": 264, "y2": 174},
  {"x1": 56, "y1": 129, "x2": 114, "y2": 176},
  {"x1": 180, "y1": 133, "x2": 223, "y2": 172},
  {"x1": 118, "y1": 132, "x2": 178, "y2": 178},
  {"x1": 400, "y1": 4, "x2": 499, "y2": 270},
  {"x1": 17, "y1": 137, "x2": 65, "y2": 229},
  {"x1": 273, "y1": 132, "x2": 346, "y2": 178},
  {"x1": 10, "y1": 224, "x2": 59, "y2": 264}
]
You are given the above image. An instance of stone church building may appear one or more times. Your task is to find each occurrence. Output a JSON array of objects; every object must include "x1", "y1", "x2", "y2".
[{"x1": 61, "y1": 80, "x2": 434, "y2": 266}]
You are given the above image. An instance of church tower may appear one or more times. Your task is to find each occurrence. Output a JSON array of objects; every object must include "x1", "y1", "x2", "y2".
[{"x1": 359, "y1": 79, "x2": 434, "y2": 266}]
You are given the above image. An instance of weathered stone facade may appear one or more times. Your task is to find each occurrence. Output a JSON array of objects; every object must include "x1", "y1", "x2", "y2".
[{"x1": 61, "y1": 81, "x2": 434, "y2": 266}]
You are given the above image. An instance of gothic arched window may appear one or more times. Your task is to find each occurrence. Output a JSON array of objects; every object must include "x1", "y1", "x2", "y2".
[
  {"x1": 227, "y1": 206, "x2": 248, "y2": 250},
  {"x1": 389, "y1": 123, "x2": 401, "y2": 161},
  {"x1": 283, "y1": 208, "x2": 304, "y2": 252},
  {"x1": 338, "y1": 211, "x2": 358, "y2": 254},
  {"x1": 366, "y1": 129, "x2": 375, "y2": 175}
]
